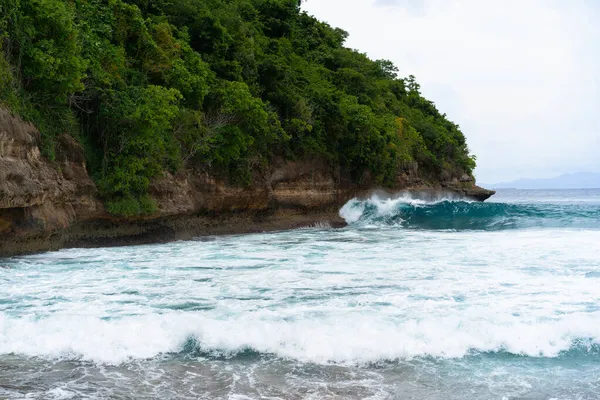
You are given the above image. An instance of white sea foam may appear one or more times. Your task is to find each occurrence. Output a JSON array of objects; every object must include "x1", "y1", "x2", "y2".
[
  {"x1": 299, "y1": 221, "x2": 332, "y2": 230},
  {"x1": 46, "y1": 388, "x2": 77, "y2": 400},
  {"x1": 339, "y1": 199, "x2": 366, "y2": 223},
  {"x1": 1, "y1": 310, "x2": 600, "y2": 364},
  {"x1": 1, "y1": 205, "x2": 600, "y2": 369},
  {"x1": 2, "y1": 191, "x2": 600, "y2": 399},
  {"x1": 339, "y1": 193, "x2": 465, "y2": 223}
]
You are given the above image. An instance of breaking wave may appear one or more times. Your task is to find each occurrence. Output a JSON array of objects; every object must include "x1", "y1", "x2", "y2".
[
  {"x1": 2, "y1": 311, "x2": 600, "y2": 365},
  {"x1": 339, "y1": 195, "x2": 600, "y2": 230}
]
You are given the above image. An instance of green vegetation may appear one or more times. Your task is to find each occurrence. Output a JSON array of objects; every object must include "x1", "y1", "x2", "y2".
[{"x1": 0, "y1": 0, "x2": 477, "y2": 215}]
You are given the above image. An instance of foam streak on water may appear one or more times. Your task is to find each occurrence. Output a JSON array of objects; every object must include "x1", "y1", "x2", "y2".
[{"x1": 1, "y1": 189, "x2": 600, "y2": 399}]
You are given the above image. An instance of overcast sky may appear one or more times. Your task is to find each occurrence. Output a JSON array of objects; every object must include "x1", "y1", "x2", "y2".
[{"x1": 302, "y1": 0, "x2": 600, "y2": 184}]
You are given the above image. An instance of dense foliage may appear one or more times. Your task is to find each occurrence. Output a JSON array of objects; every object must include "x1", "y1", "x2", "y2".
[{"x1": 0, "y1": 0, "x2": 476, "y2": 215}]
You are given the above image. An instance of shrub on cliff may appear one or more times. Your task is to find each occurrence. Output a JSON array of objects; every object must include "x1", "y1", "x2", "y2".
[{"x1": 0, "y1": 0, "x2": 477, "y2": 215}]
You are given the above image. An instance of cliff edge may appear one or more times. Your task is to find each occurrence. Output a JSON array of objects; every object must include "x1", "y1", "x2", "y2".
[{"x1": 0, "y1": 109, "x2": 494, "y2": 256}]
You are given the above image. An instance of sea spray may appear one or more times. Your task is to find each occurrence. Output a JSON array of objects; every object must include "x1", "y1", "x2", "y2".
[
  {"x1": 2, "y1": 189, "x2": 600, "y2": 399},
  {"x1": 2, "y1": 309, "x2": 600, "y2": 364},
  {"x1": 340, "y1": 194, "x2": 600, "y2": 230}
]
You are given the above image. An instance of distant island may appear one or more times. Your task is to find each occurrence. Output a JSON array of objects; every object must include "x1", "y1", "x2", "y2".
[{"x1": 484, "y1": 172, "x2": 600, "y2": 189}]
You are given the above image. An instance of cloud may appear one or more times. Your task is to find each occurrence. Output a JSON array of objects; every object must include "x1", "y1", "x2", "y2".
[
  {"x1": 374, "y1": 0, "x2": 425, "y2": 14},
  {"x1": 302, "y1": 0, "x2": 600, "y2": 183}
]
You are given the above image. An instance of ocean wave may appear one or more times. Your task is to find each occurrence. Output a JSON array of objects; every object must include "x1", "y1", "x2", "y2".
[
  {"x1": 2, "y1": 311, "x2": 600, "y2": 364},
  {"x1": 339, "y1": 195, "x2": 600, "y2": 230}
]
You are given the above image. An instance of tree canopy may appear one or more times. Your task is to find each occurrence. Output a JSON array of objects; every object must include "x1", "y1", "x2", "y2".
[{"x1": 0, "y1": 0, "x2": 477, "y2": 215}]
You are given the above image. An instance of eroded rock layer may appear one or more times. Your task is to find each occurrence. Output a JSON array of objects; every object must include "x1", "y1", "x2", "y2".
[{"x1": 0, "y1": 109, "x2": 494, "y2": 256}]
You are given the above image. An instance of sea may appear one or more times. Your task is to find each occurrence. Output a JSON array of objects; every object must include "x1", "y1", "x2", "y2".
[{"x1": 1, "y1": 189, "x2": 600, "y2": 400}]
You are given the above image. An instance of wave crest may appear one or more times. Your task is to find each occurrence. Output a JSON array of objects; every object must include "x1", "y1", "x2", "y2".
[
  {"x1": 339, "y1": 195, "x2": 600, "y2": 230},
  {"x1": 2, "y1": 311, "x2": 600, "y2": 365}
]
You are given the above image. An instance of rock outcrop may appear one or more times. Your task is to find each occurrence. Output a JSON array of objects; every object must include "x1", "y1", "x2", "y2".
[{"x1": 0, "y1": 108, "x2": 494, "y2": 256}]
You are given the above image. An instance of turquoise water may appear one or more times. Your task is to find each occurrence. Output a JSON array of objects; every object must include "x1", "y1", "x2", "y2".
[{"x1": 2, "y1": 189, "x2": 600, "y2": 399}]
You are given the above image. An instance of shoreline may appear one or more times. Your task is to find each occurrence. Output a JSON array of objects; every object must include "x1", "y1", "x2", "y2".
[
  {"x1": 0, "y1": 208, "x2": 348, "y2": 257},
  {"x1": 0, "y1": 186, "x2": 495, "y2": 258},
  {"x1": 0, "y1": 108, "x2": 494, "y2": 258}
]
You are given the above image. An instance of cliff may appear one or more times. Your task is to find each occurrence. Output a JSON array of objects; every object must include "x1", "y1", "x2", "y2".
[{"x1": 0, "y1": 109, "x2": 494, "y2": 256}]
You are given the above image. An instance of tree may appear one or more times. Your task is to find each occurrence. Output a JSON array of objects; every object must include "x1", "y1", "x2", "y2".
[
  {"x1": 0, "y1": 0, "x2": 478, "y2": 214},
  {"x1": 375, "y1": 59, "x2": 399, "y2": 79}
]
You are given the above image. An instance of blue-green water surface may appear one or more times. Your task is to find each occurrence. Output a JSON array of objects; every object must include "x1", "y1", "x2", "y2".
[{"x1": 1, "y1": 189, "x2": 600, "y2": 399}]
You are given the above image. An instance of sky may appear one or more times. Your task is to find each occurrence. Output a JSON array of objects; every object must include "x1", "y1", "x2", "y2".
[{"x1": 302, "y1": 0, "x2": 600, "y2": 184}]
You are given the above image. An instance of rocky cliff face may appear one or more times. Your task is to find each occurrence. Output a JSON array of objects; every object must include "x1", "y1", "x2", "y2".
[
  {"x1": 0, "y1": 108, "x2": 103, "y2": 255},
  {"x1": 0, "y1": 108, "x2": 494, "y2": 256}
]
